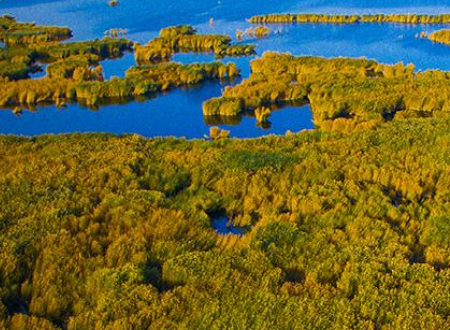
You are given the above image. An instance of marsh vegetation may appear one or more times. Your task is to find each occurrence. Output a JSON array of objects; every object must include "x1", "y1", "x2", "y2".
[
  {"x1": 203, "y1": 52, "x2": 450, "y2": 131},
  {"x1": 249, "y1": 13, "x2": 450, "y2": 24},
  {"x1": 0, "y1": 61, "x2": 239, "y2": 109},
  {"x1": 236, "y1": 27, "x2": 271, "y2": 40},
  {"x1": 2, "y1": 117, "x2": 450, "y2": 328},
  {"x1": 4, "y1": 7, "x2": 450, "y2": 330},
  {"x1": 0, "y1": 17, "x2": 244, "y2": 112},
  {"x1": 428, "y1": 29, "x2": 450, "y2": 45},
  {"x1": 0, "y1": 15, "x2": 71, "y2": 45},
  {"x1": 134, "y1": 25, "x2": 256, "y2": 63}
]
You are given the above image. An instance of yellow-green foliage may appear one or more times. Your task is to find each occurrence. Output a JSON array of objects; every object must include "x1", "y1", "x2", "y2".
[
  {"x1": 46, "y1": 54, "x2": 101, "y2": 79},
  {"x1": 3, "y1": 11, "x2": 450, "y2": 330},
  {"x1": 0, "y1": 15, "x2": 16, "y2": 30},
  {"x1": 203, "y1": 97, "x2": 243, "y2": 116},
  {"x1": 0, "y1": 18, "x2": 243, "y2": 109},
  {"x1": 75, "y1": 62, "x2": 240, "y2": 106},
  {"x1": 135, "y1": 25, "x2": 256, "y2": 63},
  {"x1": 205, "y1": 52, "x2": 450, "y2": 129},
  {"x1": 0, "y1": 61, "x2": 29, "y2": 79},
  {"x1": 0, "y1": 16, "x2": 132, "y2": 83},
  {"x1": 360, "y1": 14, "x2": 450, "y2": 23},
  {"x1": 0, "y1": 21, "x2": 51, "y2": 79},
  {"x1": 255, "y1": 106, "x2": 271, "y2": 123},
  {"x1": 0, "y1": 15, "x2": 71, "y2": 45},
  {"x1": 428, "y1": 29, "x2": 450, "y2": 45},
  {"x1": 249, "y1": 13, "x2": 450, "y2": 24},
  {"x1": 2, "y1": 118, "x2": 450, "y2": 328},
  {"x1": 0, "y1": 77, "x2": 75, "y2": 106},
  {"x1": 221, "y1": 44, "x2": 256, "y2": 57},
  {"x1": 254, "y1": 26, "x2": 271, "y2": 38},
  {"x1": 0, "y1": 53, "x2": 33, "y2": 80},
  {"x1": 0, "y1": 60, "x2": 239, "y2": 107},
  {"x1": 238, "y1": 26, "x2": 271, "y2": 40},
  {"x1": 34, "y1": 38, "x2": 133, "y2": 60},
  {"x1": 134, "y1": 41, "x2": 172, "y2": 62},
  {"x1": 176, "y1": 35, "x2": 232, "y2": 53},
  {"x1": 159, "y1": 25, "x2": 196, "y2": 39},
  {"x1": 209, "y1": 126, "x2": 231, "y2": 139}
]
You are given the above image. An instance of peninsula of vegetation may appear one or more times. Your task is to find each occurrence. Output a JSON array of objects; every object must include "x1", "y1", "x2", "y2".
[{"x1": 203, "y1": 52, "x2": 450, "y2": 130}]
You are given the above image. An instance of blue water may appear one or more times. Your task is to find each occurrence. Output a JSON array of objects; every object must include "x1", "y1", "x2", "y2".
[
  {"x1": 212, "y1": 216, "x2": 246, "y2": 235},
  {"x1": 0, "y1": 88, "x2": 312, "y2": 139},
  {"x1": 30, "y1": 63, "x2": 48, "y2": 79},
  {"x1": 101, "y1": 51, "x2": 136, "y2": 79},
  {"x1": 2, "y1": 0, "x2": 450, "y2": 137}
]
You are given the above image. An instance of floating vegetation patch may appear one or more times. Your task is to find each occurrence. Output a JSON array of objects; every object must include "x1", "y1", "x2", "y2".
[
  {"x1": 46, "y1": 54, "x2": 102, "y2": 79},
  {"x1": 236, "y1": 26, "x2": 271, "y2": 41},
  {"x1": 32, "y1": 38, "x2": 133, "y2": 60}
]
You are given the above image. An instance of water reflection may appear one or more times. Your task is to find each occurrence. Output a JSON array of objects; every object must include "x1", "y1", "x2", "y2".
[
  {"x1": 101, "y1": 51, "x2": 136, "y2": 79},
  {"x1": 29, "y1": 63, "x2": 47, "y2": 79},
  {"x1": 204, "y1": 100, "x2": 309, "y2": 130},
  {"x1": 0, "y1": 84, "x2": 313, "y2": 139}
]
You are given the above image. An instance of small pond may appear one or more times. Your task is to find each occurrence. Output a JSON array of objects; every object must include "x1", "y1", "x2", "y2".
[{"x1": 212, "y1": 216, "x2": 247, "y2": 235}]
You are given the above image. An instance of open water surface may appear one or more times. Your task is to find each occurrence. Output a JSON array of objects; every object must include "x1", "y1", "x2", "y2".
[{"x1": 1, "y1": 0, "x2": 450, "y2": 137}]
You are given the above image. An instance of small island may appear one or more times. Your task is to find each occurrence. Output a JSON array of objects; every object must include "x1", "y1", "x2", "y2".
[
  {"x1": 134, "y1": 25, "x2": 256, "y2": 64},
  {"x1": 428, "y1": 29, "x2": 450, "y2": 45}
]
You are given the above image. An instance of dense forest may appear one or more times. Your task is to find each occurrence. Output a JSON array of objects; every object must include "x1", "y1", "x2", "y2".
[
  {"x1": 249, "y1": 13, "x2": 450, "y2": 24},
  {"x1": 2, "y1": 117, "x2": 450, "y2": 329},
  {"x1": 203, "y1": 52, "x2": 450, "y2": 130}
]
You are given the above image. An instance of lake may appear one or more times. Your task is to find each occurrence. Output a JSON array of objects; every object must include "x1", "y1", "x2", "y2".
[{"x1": 2, "y1": 0, "x2": 450, "y2": 138}]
